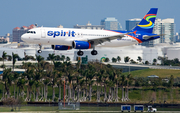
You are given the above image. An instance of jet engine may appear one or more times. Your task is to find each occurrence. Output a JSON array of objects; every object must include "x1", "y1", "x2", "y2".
[
  {"x1": 51, "y1": 45, "x2": 72, "y2": 50},
  {"x1": 72, "y1": 40, "x2": 92, "y2": 49}
]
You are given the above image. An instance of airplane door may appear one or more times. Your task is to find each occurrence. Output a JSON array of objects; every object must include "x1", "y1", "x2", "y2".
[{"x1": 41, "y1": 29, "x2": 46, "y2": 38}]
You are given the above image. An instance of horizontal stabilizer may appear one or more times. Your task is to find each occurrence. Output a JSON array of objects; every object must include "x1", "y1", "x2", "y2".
[{"x1": 143, "y1": 34, "x2": 165, "y2": 40}]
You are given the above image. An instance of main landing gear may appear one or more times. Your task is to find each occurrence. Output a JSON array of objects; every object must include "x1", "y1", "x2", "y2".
[
  {"x1": 77, "y1": 50, "x2": 83, "y2": 56},
  {"x1": 37, "y1": 44, "x2": 42, "y2": 53},
  {"x1": 91, "y1": 50, "x2": 98, "y2": 55},
  {"x1": 77, "y1": 50, "x2": 98, "y2": 56}
]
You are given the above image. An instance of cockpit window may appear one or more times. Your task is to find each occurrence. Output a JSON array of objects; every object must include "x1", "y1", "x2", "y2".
[{"x1": 27, "y1": 31, "x2": 36, "y2": 34}]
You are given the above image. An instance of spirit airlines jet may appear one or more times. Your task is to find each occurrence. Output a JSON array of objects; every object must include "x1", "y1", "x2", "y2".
[{"x1": 21, "y1": 8, "x2": 162, "y2": 56}]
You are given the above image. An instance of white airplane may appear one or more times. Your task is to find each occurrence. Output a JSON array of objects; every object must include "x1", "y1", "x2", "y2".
[{"x1": 21, "y1": 8, "x2": 162, "y2": 56}]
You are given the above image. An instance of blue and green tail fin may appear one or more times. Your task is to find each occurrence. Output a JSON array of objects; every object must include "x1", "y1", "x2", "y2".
[{"x1": 133, "y1": 8, "x2": 158, "y2": 33}]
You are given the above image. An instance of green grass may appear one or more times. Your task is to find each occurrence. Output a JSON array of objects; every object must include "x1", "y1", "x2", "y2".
[{"x1": 123, "y1": 68, "x2": 180, "y2": 78}]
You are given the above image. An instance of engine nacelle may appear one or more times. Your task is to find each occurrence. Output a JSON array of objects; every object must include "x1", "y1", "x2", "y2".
[
  {"x1": 72, "y1": 41, "x2": 92, "y2": 49},
  {"x1": 51, "y1": 45, "x2": 72, "y2": 50}
]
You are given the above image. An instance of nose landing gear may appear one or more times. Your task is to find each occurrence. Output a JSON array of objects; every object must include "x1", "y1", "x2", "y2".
[{"x1": 37, "y1": 44, "x2": 42, "y2": 53}]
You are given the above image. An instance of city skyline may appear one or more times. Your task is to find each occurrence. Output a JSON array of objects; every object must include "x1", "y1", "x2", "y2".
[{"x1": 0, "y1": 0, "x2": 180, "y2": 35}]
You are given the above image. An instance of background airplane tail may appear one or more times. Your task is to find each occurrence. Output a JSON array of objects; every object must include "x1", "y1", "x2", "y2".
[{"x1": 133, "y1": 8, "x2": 158, "y2": 33}]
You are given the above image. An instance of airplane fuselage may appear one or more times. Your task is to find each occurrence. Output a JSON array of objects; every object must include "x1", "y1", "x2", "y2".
[
  {"x1": 21, "y1": 8, "x2": 160, "y2": 56},
  {"x1": 22, "y1": 27, "x2": 138, "y2": 47}
]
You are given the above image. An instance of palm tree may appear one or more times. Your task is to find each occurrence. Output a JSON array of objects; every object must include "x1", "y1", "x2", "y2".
[
  {"x1": 3, "y1": 68, "x2": 13, "y2": 98},
  {"x1": 117, "y1": 56, "x2": 121, "y2": 62},
  {"x1": 66, "y1": 56, "x2": 70, "y2": 62},
  {"x1": 34, "y1": 68, "x2": 43, "y2": 101},
  {"x1": 2, "y1": 51, "x2": 7, "y2": 70},
  {"x1": 120, "y1": 75, "x2": 126, "y2": 101},
  {"x1": 47, "y1": 53, "x2": 55, "y2": 65},
  {"x1": 105, "y1": 57, "x2": 109, "y2": 62},
  {"x1": 12, "y1": 52, "x2": 19, "y2": 72},
  {"x1": 153, "y1": 58, "x2": 157, "y2": 65},
  {"x1": 61, "y1": 61, "x2": 74, "y2": 102},
  {"x1": 96, "y1": 71, "x2": 103, "y2": 102},
  {"x1": 12, "y1": 72, "x2": 19, "y2": 99},
  {"x1": 55, "y1": 55, "x2": 61, "y2": 61},
  {"x1": 25, "y1": 67, "x2": 35, "y2": 101},
  {"x1": 104, "y1": 79, "x2": 109, "y2": 102},
  {"x1": 7, "y1": 55, "x2": 12, "y2": 61},
  {"x1": 43, "y1": 77, "x2": 50, "y2": 101},
  {"x1": 61, "y1": 55, "x2": 65, "y2": 62},
  {"x1": 28, "y1": 79, "x2": 35, "y2": 101},
  {"x1": 112, "y1": 57, "x2": 117, "y2": 63},
  {"x1": 79, "y1": 79, "x2": 85, "y2": 102},
  {"x1": 114, "y1": 69, "x2": 121, "y2": 102},
  {"x1": 124, "y1": 56, "x2": 130, "y2": 63},
  {"x1": 67, "y1": 72, "x2": 74, "y2": 102},
  {"x1": 57, "y1": 73, "x2": 62, "y2": 101},
  {"x1": 74, "y1": 68, "x2": 83, "y2": 102},
  {"x1": 87, "y1": 72, "x2": 95, "y2": 101},
  {"x1": 36, "y1": 55, "x2": 44, "y2": 66},
  {"x1": 35, "y1": 55, "x2": 44, "y2": 101},
  {"x1": 137, "y1": 56, "x2": 142, "y2": 63},
  {"x1": 124, "y1": 74, "x2": 133, "y2": 101},
  {"x1": 34, "y1": 81, "x2": 41, "y2": 101},
  {"x1": 17, "y1": 76, "x2": 27, "y2": 99},
  {"x1": 82, "y1": 69, "x2": 89, "y2": 101},
  {"x1": 50, "y1": 70, "x2": 58, "y2": 102},
  {"x1": 107, "y1": 79, "x2": 113, "y2": 102},
  {"x1": 145, "y1": 61, "x2": 149, "y2": 65}
]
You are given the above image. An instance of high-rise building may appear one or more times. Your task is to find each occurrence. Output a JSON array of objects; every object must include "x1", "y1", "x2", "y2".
[
  {"x1": 126, "y1": 18, "x2": 141, "y2": 31},
  {"x1": 0, "y1": 33, "x2": 12, "y2": 43},
  {"x1": 13, "y1": 24, "x2": 35, "y2": 43},
  {"x1": 153, "y1": 18, "x2": 175, "y2": 44},
  {"x1": 74, "y1": 21, "x2": 104, "y2": 30},
  {"x1": 101, "y1": 17, "x2": 122, "y2": 30}
]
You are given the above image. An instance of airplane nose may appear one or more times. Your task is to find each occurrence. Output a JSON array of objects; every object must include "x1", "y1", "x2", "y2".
[{"x1": 21, "y1": 34, "x2": 27, "y2": 41}]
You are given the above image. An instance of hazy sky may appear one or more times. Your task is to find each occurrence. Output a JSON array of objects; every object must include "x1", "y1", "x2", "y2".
[{"x1": 0, "y1": 0, "x2": 179, "y2": 35}]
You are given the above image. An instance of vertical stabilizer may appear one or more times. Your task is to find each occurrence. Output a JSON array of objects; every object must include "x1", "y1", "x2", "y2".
[{"x1": 133, "y1": 8, "x2": 158, "y2": 33}]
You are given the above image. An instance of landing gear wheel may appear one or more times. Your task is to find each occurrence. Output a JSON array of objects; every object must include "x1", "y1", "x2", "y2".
[
  {"x1": 37, "y1": 49, "x2": 42, "y2": 53},
  {"x1": 91, "y1": 50, "x2": 98, "y2": 55},
  {"x1": 77, "y1": 51, "x2": 83, "y2": 56}
]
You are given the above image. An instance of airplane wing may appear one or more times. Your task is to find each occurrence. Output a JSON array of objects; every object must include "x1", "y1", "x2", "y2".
[
  {"x1": 87, "y1": 32, "x2": 132, "y2": 45},
  {"x1": 65, "y1": 32, "x2": 134, "y2": 46},
  {"x1": 65, "y1": 32, "x2": 133, "y2": 45}
]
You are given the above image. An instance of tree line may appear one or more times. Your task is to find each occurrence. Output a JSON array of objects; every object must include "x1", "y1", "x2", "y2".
[
  {"x1": 105, "y1": 56, "x2": 180, "y2": 66},
  {"x1": 0, "y1": 51, "x2": 179, "y2": 104}
]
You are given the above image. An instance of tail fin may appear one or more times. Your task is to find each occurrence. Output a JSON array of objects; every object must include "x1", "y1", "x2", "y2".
[{"x1": 133, "y1": 8, "x2": 158, "y2": 33}]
